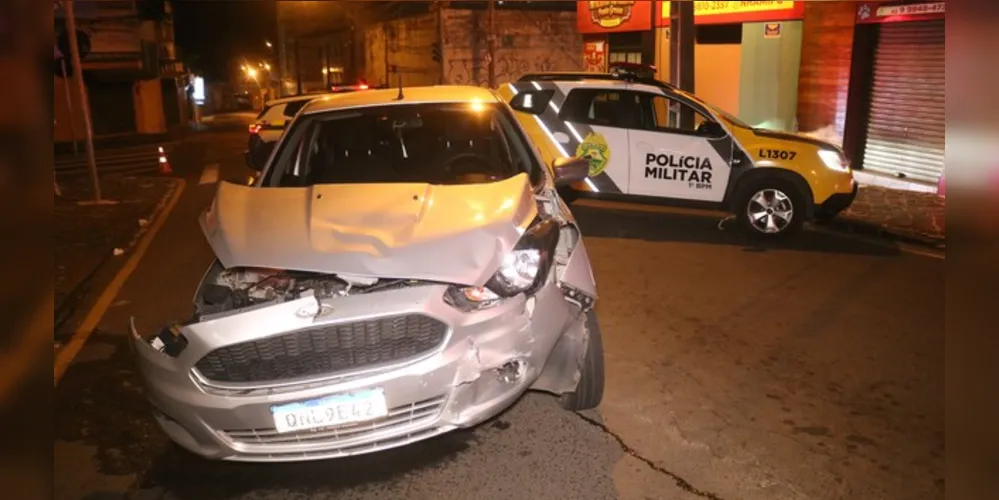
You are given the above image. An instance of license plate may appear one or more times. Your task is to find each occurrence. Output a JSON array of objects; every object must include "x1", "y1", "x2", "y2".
[{"x1": 270, "y1": 389, "x2": 389, "y2": 434}]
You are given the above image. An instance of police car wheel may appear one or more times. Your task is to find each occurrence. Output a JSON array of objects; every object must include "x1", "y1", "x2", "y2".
[
  {"x1": 559, "y1": 309, "x2": 605, "y2": 411},
  {"x1": 735, "y1": 179, "x2": 805, "y2": 237}
]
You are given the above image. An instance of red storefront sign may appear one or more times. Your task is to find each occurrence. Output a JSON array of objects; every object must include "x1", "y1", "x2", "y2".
[
  {"x1": 577, "y1": 1, "x2": 653, "y2": 34},
  {"x1": 856, "y1": 2, "x2": 945, "y2": 24},
  {"x1": 657, "y1": 1, "x2": 804, "y2": 27}
]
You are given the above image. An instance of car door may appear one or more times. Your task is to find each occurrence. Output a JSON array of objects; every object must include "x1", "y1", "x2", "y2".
[
  {"x1": 553, "y1": 87, "x2": 644, "y2": 195},
  {"x1": 626, "y1": 92, "x2": 735, "y2": 203}
]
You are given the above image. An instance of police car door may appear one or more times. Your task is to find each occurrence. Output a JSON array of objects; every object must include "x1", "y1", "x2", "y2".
[
  {"x1": 550, "y1": 87, "x2": 644, "y2": 194},
  {"x1": 627, "y1": 91, "x2": 734, "y2": 203}
]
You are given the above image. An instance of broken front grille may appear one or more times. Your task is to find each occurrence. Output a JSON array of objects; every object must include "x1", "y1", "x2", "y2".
[
  {"x1": 194, "y1": 314, "x2": 448, "y2": 384},
  {"x1": 219, "y1": 395, "x2": 447, "y2": 453}
]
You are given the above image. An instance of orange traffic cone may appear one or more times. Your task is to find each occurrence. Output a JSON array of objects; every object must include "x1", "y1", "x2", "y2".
[{"x1": 158, "y1": 146, "x2": 173, "y2": 174}]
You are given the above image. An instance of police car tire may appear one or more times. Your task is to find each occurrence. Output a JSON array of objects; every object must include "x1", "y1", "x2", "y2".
[
  {"x1": 735, "y1": 178, "x2": 806, "y2": 238},
  {"x1": 559, "y1": 309, "x2": 605, "y2": 411}
]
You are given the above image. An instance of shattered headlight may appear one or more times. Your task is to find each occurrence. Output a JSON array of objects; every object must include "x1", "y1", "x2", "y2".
[{"x1": 445, "y1": 219, "x2": 559, "y2": 312}]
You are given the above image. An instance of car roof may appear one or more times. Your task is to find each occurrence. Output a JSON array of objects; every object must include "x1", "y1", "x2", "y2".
[
  {"x1": 264, "y1": 93, "x2": 332, "y2": 107},
  {"x1": 303, "y1": 85, "x2": 502, "y2": 114}
]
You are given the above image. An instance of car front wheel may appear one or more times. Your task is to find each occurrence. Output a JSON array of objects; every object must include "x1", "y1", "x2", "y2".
[
  {"x1": 559, "y1": 309, "x2": 605, "y2": 411},
  {"x1": 734, "y1": 179, "x2": 806, "y2": 238}
]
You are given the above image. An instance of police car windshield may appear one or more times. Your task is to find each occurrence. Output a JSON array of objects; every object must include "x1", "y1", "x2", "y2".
[
  {"x1": 268, "y1": 102, "x2": 539, "y2": 187},
  {"x1": 702, "y1": 102, "x2": 752, "y2": 130}
]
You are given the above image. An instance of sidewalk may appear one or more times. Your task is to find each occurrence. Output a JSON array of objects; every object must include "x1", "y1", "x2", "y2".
[
  {"x1": 832, "y1": 182, "x2": 945, "y2": 249},
  {"x1": 55, "y1": 175, "x2": 181, "y2": 340}
]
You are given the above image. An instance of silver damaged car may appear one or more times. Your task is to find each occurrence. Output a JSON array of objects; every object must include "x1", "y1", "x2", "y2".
[{"x1": 130, "y1": 85, "x2": 604, "y2": 462}]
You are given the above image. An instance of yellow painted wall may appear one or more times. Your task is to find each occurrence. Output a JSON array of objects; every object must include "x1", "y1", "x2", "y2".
[
  {"x1": 654, "y1": 29, "x2": 741, "y2": 117},
  {"x1": 133, "y1": 78, "x2": 166, "y2": 134}
]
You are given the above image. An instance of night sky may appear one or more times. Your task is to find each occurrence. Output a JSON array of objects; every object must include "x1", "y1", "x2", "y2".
[{"x1": 172, "y1": 0, "x2": 277, "y2": 81}]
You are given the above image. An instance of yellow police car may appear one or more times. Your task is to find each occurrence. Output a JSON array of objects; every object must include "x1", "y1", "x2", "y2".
[{"x1": 498, "y1": 64, "x2": 858, "y2": 238}]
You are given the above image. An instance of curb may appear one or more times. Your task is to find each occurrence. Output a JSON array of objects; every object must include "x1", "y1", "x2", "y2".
[
  {"x1": 820, "y1": 216, "x2": 946, "y2": 250},
  {"x1": 54, "y1": 177, "x2": 183, "y2": 339},
  {"x1": 54, "y1": 178, "x2": 187, "y2": 386}
]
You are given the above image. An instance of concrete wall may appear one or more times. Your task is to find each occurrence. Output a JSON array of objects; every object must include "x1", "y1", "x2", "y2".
[
  {"x1": 738, "y1": 21, "x2": 803, "y2": 132},
  {"x1": 133, "y1": 79, "x2": 166, "y2": 134},
  {"x1": 443, "y1": 9, "x2": 583, "y2": 87},
  {"x1": 364, "y1": 13, "x2": 439, "y2": 88}
]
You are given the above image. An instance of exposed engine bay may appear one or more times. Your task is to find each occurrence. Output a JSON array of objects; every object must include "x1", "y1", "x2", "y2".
[{"x1": 195, "y1": 263, "x2": 421, "y2": 319}]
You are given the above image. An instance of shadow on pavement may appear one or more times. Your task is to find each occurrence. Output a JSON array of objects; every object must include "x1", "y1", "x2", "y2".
[{"x1": 570, "y1": 205, "x2": 902, "y2": 257}]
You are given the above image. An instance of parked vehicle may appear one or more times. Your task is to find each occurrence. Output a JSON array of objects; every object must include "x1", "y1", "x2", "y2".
[
  {"x1": 498, "y1": 63, "x2": 859, "y2": 238},
  {"x1": 131, "y1": 85, "x2": 604, "y2": 462},
  {"x1": 246, "y1": 84, "x2": 371, "y2": 168}
]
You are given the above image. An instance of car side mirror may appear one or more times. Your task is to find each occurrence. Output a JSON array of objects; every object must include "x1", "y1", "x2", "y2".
[
  {"x1": 245, "y1": 141, "x2": 276, "y2": 172},
  {"x1": 551, "y1": 156, "x2": 591, "y2": 187},
  {"x1": 509, "y1": 89, "x2": 555, "y2": 115},
  {"x1": 697, "y1": 121, "x2": 726, "y2": 138}
]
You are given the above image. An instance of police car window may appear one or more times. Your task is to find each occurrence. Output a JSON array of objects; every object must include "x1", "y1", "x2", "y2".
[
  {"x1": 264, "y1": 102, "x2": 539, "y2": 187},
  {"x1": 559, "y1": 89, "x2": 644, "y2": 129},
  {"x1": 644, "y1": 95, "x2": 715, "y2": 135}
]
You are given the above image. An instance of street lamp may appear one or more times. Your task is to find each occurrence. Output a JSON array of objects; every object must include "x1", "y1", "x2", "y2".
[{"x1": 265, "y1": 40, "x2": 273, "y2": 48}]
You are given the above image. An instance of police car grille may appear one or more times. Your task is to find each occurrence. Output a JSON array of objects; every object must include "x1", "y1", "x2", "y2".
[{"x1": 194, "y1": 315, "x2": 448, "y2": 384}]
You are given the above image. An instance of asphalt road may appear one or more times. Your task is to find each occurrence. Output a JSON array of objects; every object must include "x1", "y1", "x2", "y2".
[{"x1": 54, "y1": 119, "x2": 944, "y2": 500}]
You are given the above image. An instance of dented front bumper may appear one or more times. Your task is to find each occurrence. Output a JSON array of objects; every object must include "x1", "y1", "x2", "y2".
[{"x1": 130, "y1": 280, "x2": 586, "y2": 462}]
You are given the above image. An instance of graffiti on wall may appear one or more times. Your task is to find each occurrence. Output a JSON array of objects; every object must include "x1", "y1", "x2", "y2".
[{"x1": 443, "y1": 9, "x2": 583, "y2": 87}]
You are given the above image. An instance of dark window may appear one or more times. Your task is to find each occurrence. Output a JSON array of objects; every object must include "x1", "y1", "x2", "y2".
[
  {"x1": 696, "y1": 24, "x2": 743, "y2": 44},
  {"x1": 282, "y1": 100, "x2": 311, "y2": 118},
  {"x1": 262, "y1": 103, "x2": 541, "y2": 188},
  {"x1": 637, "y1": 93, "x2": 726, "y2": 138},
  {"x1": 559, "y1": 89, "x2": 645, "y2": 129}
]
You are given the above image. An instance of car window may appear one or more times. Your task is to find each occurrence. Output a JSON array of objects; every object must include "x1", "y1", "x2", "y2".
[
  {"x1": 262, "y1": 102, "x2": 541, "y2": 188},
  {"x1": 282, "y1": 100, "x2": 311, "y2": 118},
  {"x1": 559, "y1": 89, "x2": 645, "y2": 129},
  {"x1": 638, "y1": 93, "x2": 725, "y2": 138}
]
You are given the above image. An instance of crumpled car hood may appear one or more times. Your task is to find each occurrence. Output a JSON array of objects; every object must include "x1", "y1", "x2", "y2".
[{"x1": 200, "y1": 174, "x2": 539, "y2": 287}]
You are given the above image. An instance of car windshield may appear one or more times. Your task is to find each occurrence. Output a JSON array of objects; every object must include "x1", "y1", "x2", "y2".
[
  {"x1": 265, "y1": 102, "x2": 539, "y2": 187},
  {"x1": 703, "y1": 102, "x2": 753, "y2": 130}
]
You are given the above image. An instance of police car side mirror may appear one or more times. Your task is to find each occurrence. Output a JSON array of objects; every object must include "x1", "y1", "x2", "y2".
[
  {"x1": 552, "y1": 157, "x2": 590, "y2": 187},
  {"x1": 509, "y1": 89, "x2": 555, "y2": 115},
  {"x1": 697, "y1": 121, "x2": 726, "y2": 138}
]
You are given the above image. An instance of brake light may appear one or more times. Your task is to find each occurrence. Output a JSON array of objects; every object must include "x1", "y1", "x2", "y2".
[
  {"x1": 249, "y1": 124, "x2": 261, "y2": 134},
  {"x1": 358, "y1": 83, "x2": 369, "y2": 90}
]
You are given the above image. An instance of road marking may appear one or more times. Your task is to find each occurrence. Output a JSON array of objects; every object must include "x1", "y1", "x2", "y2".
[
  {"x1": 199, "y1": 163, "x2": 220, "y2": 185},
  {"x1": 54, "y1": 179, "x2": 187, "y2": 387}
]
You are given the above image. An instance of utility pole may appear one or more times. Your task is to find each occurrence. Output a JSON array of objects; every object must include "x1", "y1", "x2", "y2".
[
  {"x1": 63, "y1": 0, "x2": 102, "y2": 202},
  {"x1": 324, "y1": 45, "x2": 331, "y2": 88},
  {"x1": 58, "y1": 57, "x2": 79, "y2": 156},
  {"x1": 277, "y1": 4, "x2": 287, "y2": 97},
  {"x1": 436, "y1": 1, "x2": 445, "y2": 85},
  {"x1": 487, "y1": 0, "x2": 496, "y2": 88},
  {"x1": 294, "y1": 37, "x2": 303, "y2": 95},
  {"x1": 669, "y1": 0, "x2": 695, "y2": 128}
]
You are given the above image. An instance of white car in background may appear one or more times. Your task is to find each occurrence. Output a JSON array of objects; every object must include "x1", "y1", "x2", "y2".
[{"x1": 247, "y1": 84, "x2": 371, "y2": 168}]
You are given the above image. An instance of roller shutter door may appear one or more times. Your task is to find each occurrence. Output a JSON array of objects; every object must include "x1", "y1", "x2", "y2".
[{"x1": 862, "y1": 19, "x2": 944, "y2": 184}]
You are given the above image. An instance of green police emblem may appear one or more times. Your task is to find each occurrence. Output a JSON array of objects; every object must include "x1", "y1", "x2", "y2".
[{"x1": 576, "y1": 133, "x2": 611, "y2": 177}]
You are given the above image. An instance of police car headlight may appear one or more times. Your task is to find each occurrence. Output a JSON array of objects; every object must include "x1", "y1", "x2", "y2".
[
  {"x1": 818, "y1": 149, "x2": 851, "y2": 173},
  {"x1": 444, "y1": 219, "x2": 559, "y2": 311}
]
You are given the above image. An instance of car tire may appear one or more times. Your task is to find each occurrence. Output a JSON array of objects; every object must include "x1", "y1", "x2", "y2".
[
  {"x1": 559, "y1": 309, "x2": 605, "y2": 411},
  {"x1": 734, "y1": 178, "x2": 807, "y2": 238}
]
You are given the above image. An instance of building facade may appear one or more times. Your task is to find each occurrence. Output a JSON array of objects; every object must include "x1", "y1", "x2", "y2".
[
  {"x1": 53, "y1": 0, "x2": 189, "y2": 144},
  {"x1": 364, "y1": 5, "x2": 583, "y2": 89},
  {"x1": 575, "y1": 0, "x2": 945, "y2": 186}
]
